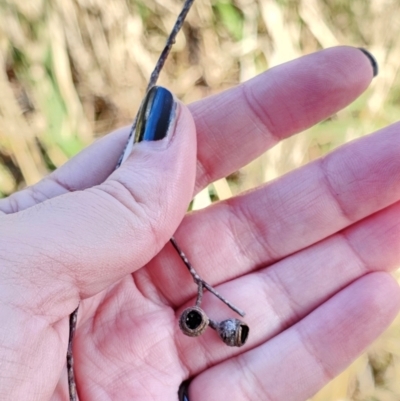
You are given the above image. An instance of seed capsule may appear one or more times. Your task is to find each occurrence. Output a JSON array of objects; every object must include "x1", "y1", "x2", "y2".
[
  {"x1": 215, "y1": 319, "x2": 249, "y2": 347},
  {"x1": 179, "y1": 306, "x2": 209, "y2": 337}
]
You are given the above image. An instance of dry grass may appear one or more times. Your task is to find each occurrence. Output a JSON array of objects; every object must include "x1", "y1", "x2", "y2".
[{"x1": 0, "y1": 0, "x2": 399, "y2": 399}]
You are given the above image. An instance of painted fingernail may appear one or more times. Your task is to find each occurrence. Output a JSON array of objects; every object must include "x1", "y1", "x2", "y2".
[
  {"x1": 135, "y1": 86, "x2": 177, "y2": 143},
  {"x1": 358, "y1": 48, "x2": 378, "y2": 77},
  {"x1": 178, "y1": 381, "x2": 190, "y2": 401}
]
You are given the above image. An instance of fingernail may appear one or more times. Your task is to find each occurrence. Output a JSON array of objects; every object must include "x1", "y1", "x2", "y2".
[
  {"x1": 358, "y1": 48, "x2": 378, "y2": 77},
  {"x1": 135, "y1": 86, "x2": 177, "y2": 143},
  {"x1": 178, "y1": 381, "x2": 190, "y2": 401}
]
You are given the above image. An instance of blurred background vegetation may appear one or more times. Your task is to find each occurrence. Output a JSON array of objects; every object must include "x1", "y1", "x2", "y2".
[{"x1": 0, "y1": 0, "x2": 399, "y2": 399}]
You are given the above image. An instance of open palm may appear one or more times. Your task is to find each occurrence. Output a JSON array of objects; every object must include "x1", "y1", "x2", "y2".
[{"x1": 1, "y1": 47, "x2": 399, "y2": 401}]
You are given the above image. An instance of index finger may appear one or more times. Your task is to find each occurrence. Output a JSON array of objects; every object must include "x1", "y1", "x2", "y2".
[
  {"x1": 192, "y1": 45, "x2": 375, "y2": 191},
  {"x1": 0, "y1": 46, "x2": 375, "y2": 214}
]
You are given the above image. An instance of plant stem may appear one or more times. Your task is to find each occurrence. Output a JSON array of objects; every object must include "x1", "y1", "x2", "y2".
[
  {"x1": 170, "y1": 237, "x2": 246, "y2": 317},
  {"x1": 67, "y1": 307, "x2": 78, "y2": 401}
]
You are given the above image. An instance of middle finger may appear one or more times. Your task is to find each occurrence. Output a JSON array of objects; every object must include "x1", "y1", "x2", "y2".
[{"x1": 140, "y1": 122, "x2": 400, "y2": 306}]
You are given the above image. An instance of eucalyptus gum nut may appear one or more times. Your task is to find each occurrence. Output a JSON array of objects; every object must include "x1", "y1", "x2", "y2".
[
  {"x1": 216, "y1": 319, "x2": 250, "y2": 347},
  {"x1": 179, "y1": 306, "x2": 209, "y2": 337}
]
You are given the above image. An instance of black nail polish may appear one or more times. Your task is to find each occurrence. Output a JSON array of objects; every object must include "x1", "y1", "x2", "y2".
[
  {"x1": 178, "y1": 381, "x2": 190, "y2": 401},
  {"x1": 135, "y1": 86, "x2": 176, "y2": 143},
  {"x1": 358, "y1": 48, "x2": 378, "y2": 77}
]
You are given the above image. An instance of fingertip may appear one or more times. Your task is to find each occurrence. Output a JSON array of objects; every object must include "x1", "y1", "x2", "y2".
[
  {"x1": 244, "y1": 46, "x2": 375, "y2": 140},
  {"x1": 315, "y1": 45, "x2": 375, "y2": 94}
]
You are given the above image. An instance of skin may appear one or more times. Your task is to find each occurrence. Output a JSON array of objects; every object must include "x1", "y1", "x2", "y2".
[{"x1": 0, "y1": 46, "x2": 399, "y2": 400}]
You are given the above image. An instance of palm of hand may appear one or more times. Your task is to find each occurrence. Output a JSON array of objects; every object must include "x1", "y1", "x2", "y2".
[
  {"x1": 67, "y1": 275, "x2": 182, "y2": 400},
  {"x1": 1, "y1": 47, "x2": 400, "y2": 401}
]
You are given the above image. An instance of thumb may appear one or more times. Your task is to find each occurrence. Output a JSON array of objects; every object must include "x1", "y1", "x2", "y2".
[{"x1": 2, "y1": 86, "x2": 197, "y2": 314}]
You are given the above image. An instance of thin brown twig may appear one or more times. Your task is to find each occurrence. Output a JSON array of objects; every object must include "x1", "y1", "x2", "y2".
[
  {"x1": 146, "y1": 0, "x2": 195, "y2": 92},
  {"x1": 196, "y1": 282, "x2": 203, "y2": 307},
  {"x1": 170, "y1": 237, "x2": 246, "y2": 317},
  {"x1": 67, "y1": 307, "x2": 78, "y2": 401}
]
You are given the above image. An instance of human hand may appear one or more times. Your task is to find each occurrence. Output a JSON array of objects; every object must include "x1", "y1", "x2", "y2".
[{"x1": 0, "y1": 46, "x2": 399, "y2": 401}]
